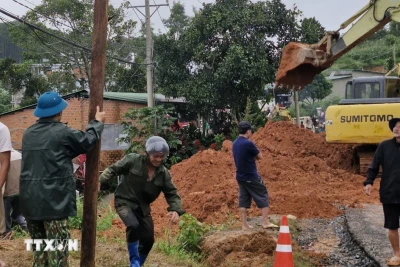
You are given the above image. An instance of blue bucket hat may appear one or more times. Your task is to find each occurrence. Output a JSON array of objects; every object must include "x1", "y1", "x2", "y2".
[{"x1": 34, "y1": 91, "x2": 68, "y2": 118}]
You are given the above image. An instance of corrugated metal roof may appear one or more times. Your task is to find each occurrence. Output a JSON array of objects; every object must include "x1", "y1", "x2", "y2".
[
  {"x1": 0, "y1": 90, "x2": 186, "y2": 117},
  {"x1": 102, "y1": 92, "x2": 161, "y2": 103},
  {"x1": 327, "y1": 75, "x2": 352, "y2": 80},
  {"x1": 101, "y1": 92, "x2": 185, "y2": 104},
  {"x1": 0, "y1": 90, "x2": 88, "y2": 117}
]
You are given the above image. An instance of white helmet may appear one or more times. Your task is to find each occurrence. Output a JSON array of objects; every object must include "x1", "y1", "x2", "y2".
[{"x1": 145, "y1": 136, "x2": 169, "y2": 155}]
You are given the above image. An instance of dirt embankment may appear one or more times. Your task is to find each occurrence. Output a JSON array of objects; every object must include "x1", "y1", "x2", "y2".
[{"x1": 150, "y1": 121, "x2": 380, "y2": 234}]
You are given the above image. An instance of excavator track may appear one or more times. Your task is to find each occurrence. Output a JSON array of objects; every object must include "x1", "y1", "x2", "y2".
[
  {"x1": 358, "y1": 151, "x2": 376, "y2": 177},
  {"x1": 356, "y1": 145, "x2": 379, "y2": 177}
]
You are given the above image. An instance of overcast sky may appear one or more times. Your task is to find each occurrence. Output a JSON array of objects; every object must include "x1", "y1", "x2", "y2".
[{"x1": 2, "y1": 0, "x2": 368, "y2": 34}]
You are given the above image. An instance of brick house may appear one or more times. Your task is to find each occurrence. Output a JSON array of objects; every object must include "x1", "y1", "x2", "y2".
[{"x1": 0, "y1": 89, "x2": 185, "y2": 170}]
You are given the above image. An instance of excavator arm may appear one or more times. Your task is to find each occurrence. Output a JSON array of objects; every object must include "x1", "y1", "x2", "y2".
[{"x1": 275, "y1": 0, "x2": 400, "y2": 89}]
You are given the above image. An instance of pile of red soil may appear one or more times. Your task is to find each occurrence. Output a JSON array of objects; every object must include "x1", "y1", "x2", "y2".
[
  {"x1": 150, "y1": 122, "x2": 380, "y2": 234},
  {"x1": 200, "y1": 230, "x2": 276, "y2": 267}
]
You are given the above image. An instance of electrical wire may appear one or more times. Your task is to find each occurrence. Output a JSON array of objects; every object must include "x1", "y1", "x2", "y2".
[
  {"x1": 0, "y1": 15, "x2": 78, "y2": 63},
  {"x1": 0, "y1": 7, "x2": 151, "y2": 66},
  {"x1": 12, "y1": 0, "x2": 79, "y2": 33},
  {"x1": 17, "y1": 0, "x2": 147, "y2": 51},
  {"x1": 132, "y1": 8, "x2": 145, "y2": 25},
  {"x1": 153, "y1": 0, "x2": 168, "y2": 33}
]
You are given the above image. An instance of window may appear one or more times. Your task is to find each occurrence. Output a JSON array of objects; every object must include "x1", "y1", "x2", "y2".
[
  {"x1": 385, "y1": 79, "x2": 400, "y2": 98},
  {"x1": 354, "y1": 82, "x2": 380, "y2": 99},
  {"x1": 345, "y1": 82, "x2": 353, "y2": 99},
  {"x1": 101, "y1": 124, "x2": 129, "y2": 151}
]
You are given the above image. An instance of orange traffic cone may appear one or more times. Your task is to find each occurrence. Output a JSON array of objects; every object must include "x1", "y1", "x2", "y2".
[{"x1": 273, "y1": 215, "x2": 294, "y2": 267}]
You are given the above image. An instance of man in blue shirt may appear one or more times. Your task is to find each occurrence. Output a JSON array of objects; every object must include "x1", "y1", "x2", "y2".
[{"x1": 232, "y1": 121, "x2": 278, "y2": 230}]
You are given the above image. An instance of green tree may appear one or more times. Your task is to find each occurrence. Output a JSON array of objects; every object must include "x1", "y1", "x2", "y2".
[
  {"x1": 47, "y1": 71, "x2": 77, "y2": 95},
  {"x1": 0, "y1": 58, "x2": 26, "y2": 93},
  {"x1": 299, "y1": 74, "x2": 332, "y2": 105},
  {"x1": 0, "y1": 23, "x2": 23, "y2": 62},
  {"x1": 156, "y1": 0, "x2": 308, "y2": 120},
  {"x1": 107, "y1": 58, "x2": 146, "y2": 92},
  {"x1": 21, "y1": 74, "x2": 51, "y2": 107},
  {"x1": 8, "y1": 0, "x2": 138, "y2": 90},
  {"x1": 385, "y1": 34, "x2": 397, "y2": 70},
  {"x1": 162, "y1": 1, "x2": 191, "y2": 39},
  {"x1": 0, "y1": 89, "x2": 12, "y2": 114},
  {"x1": 300, "y1": 17, "x2": 325, "y2": 43},
  {"x1": 389, "y1": 22, "x2": 400, "y2": 36},
  {"x1": 0, "y1": 58, "x2": 52, "y2": 107},
  {"x1": 369, "y1": 27, "x2": 388, "y2": 41}
]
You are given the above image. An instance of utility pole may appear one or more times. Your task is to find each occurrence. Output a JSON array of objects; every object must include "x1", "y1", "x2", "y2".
[
  {"x1": 128, "y1": 1, "x2": 168, "y2": 107},
  {"x1": 80, "y1": 0, "x2": 108, "y2": 266},
  {"x1": 294, "y1": 90, "x2": 300, "y2": 127},
  {"x1": 145, "y1": 0, "x2": 153, "y2": 107}
]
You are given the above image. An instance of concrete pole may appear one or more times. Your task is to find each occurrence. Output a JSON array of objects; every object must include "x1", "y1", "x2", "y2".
[
  {"x1": 80, "y1": 0, "x2": 108, "y2": 266},
  {"x1": 294, "y1": 90, "x2": 300, "y2": 127},
  {"x1": 145, "y1": 0, "x2": 154, "y2": 107}
]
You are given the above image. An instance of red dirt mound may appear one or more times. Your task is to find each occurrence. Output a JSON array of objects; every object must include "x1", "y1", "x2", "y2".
[
  {"x1": 251, "y1": 122, "x2": 356, "y2": 171},
  {"x1": 200, "y1": 230, "x2": 276, "y2": 267},
  {"x1": 150, "y1": 121, "x2": 380, "y2": 234}
]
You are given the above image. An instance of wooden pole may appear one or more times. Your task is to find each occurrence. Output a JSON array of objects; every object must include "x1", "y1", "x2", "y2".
[{"x1": 80, "y1": 0, "x2": 108, "y2": 266}]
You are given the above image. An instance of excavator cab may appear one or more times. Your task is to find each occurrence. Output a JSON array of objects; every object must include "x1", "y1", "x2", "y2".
[{"x1": 341, "y1": 76, "x2": 400, "y2": 103}]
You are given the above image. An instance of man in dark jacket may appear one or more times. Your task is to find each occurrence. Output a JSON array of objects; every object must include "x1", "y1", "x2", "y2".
[
  {"x1": 20, "y1": 91, "x2": 105, "y2": 267},
  {"x1": 99, "y1": 136, "x2": 185, "y2": 267},
  {"x1": 364, "y1": 117, "x2": 400, "y2": 266}
]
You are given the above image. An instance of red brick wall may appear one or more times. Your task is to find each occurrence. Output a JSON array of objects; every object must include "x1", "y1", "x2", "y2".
[
  {"x1": 0, "y1": 97, "x2": 145, "y2": 155},
  {"x1": 99, "y1": 150, "x2": 125, "y2": 171}
]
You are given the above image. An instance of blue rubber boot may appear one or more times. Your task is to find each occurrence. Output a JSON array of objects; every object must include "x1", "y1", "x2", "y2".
[
  {"x1": 139, "y1": 253, "x2": 148, "y2": 266},
  {"x1": 127, "y1": 242, "x2": 140, "y2": 267}
]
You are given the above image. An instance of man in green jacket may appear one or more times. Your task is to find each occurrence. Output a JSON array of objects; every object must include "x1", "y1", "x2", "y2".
[
  {"x1": 99, "y1": 136, "x2": 185, "y2": 267},
  {"x1": 20, "y1": 91, "x2": 105, "y2": 267}
]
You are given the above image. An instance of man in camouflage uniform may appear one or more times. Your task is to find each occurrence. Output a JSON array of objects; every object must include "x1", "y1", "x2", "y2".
[
  {"x1": 20, "y1": 92, "x2": 105, "y2": 267},
  {"x1": 99, "y1": 136, "x2": 184, "y2": 267}
]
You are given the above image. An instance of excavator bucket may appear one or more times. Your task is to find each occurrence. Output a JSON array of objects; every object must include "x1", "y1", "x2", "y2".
[{"x1": 275, "y1": 42, "x2": 332, "y2": 89}]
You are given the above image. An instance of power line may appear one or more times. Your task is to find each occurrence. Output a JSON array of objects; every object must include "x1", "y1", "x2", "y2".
[
  {"x1": 0, "y1": 7, "x2": 150, "y2": 66},
  {"x1": 18, "y1": 0, "x2": 144, "y2": 44},
  {"x1": 20, "y1": 0, "x2": 40, "y2": 8},
  {"x1": 0, "y1": 15, "x2": 80, "y2": 64},
  {"x1": 166, "y1": 0, "x2": 172, "y2": 12},
  {"x1": 0, "y1": 15, "x2": 88, "y2": 82},
  {"x1": 17, "y1": 0, "x2": 146, "y2": 51},
  {"x1": 153, "y1": 0, "x2": 168, "y2": 33},
  {"x1": 12, "y1": 0, "x2": 78, "y2": 33}
]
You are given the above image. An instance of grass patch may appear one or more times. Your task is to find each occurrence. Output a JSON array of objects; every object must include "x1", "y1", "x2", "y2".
[
  {"x1": 69, "y1": 195, "x2": 117, "y2": 231},
  {"x1": 152, "y1": 214, "x2": 214, "y2": 266},
  {"x1": 153, "y1": 240, "x2": 204, "y2": 266},
  {"x1": 11, "y1": 225, "x2": 28, "y2": 239},
  {"x1": 97, "y1": 236, "x2": 125, "y2": 245},
  {"x1": 97, "y1": 205, "x2": 116, "y2": 231},
  {"x1": 69, "y1": 250, "x2": 80, "y2": 259},
  {"x1": 69, "y1": 196, "x2": 83, "y2": 229}
]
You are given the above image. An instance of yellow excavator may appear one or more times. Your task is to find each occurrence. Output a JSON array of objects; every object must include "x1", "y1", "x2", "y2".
[{"x1": 276, "y1": 0, "x2": 400, "y2": 175}]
